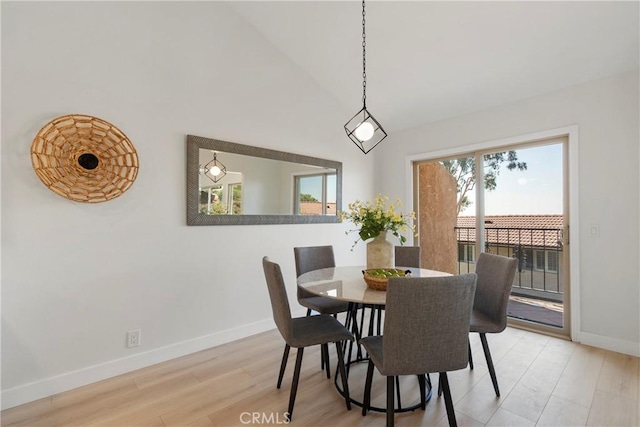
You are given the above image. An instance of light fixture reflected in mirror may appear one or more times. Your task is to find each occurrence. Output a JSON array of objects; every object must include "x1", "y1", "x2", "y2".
[
  {"x1": 202, "y1": 152, "x2": 227, "y2": 183},
  {"x1": 344, "y1": 0, "x2": 387, "y2": 154}
]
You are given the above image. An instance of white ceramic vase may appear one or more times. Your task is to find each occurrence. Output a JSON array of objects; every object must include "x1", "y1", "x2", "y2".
[{"x1": 366, "y1": 232, "x2": 394, "y2": 269}]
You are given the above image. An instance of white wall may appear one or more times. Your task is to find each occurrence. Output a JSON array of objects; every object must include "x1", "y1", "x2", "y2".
[
  {"x1": 375, "y1": 70, "x2": 640, "y2": 355},
  {"x1": 3, "y1": 1, "x2": 638, "y2": 410},
  {"x1": 1, "y1": 2, "x2": 373, "y2": 408}
]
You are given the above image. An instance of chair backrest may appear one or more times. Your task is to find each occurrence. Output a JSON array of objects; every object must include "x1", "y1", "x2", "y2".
[
  {"x1": 262, "y1": 257, "x2": 293, "y2": 343},
  {"x1": 394, "y1": 246, "x2": 421, "y2": 268},
  {"x1": 294, "y1": 246, "x2": 336, "y2": 300},
  {"x1": 381, "y1": 274, "x2": 477, "y2": 376},
  {"x1": 294, "y1": 245, "x2": 335, "y2": 276},
  {"x1": 473, "y1": 253, "x2": 518, "y2": 331}
]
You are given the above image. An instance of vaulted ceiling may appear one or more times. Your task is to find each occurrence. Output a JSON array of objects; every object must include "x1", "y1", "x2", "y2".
[{"x1": 229, "y1": 1, "x2": 639, "y2": 133}]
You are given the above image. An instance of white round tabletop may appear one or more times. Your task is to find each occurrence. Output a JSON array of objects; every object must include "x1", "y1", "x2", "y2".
[{"x1": 296, "y1": 266, "x2": 451, "y2": 305}]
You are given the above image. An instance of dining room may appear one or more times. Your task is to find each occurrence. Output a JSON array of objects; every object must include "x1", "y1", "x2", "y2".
[{"x1": 2, "y1": 1, "x2": 639, "y2": 426}]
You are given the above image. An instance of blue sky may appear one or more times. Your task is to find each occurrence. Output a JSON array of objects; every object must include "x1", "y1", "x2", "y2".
[
  {"x1": 299, "y1": 143, "x2": 563, "y2": 213},
  {"x1": 462, "y1": 143, "x2": 563, "y2": 215},
  {"x1": 299, "y1": 174, "x2": 337, "y2": 202}
]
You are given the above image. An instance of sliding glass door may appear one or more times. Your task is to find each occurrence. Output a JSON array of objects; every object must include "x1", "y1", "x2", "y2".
[{"x1": 415, "y1": 138, "x2": 570, "y2": 336}]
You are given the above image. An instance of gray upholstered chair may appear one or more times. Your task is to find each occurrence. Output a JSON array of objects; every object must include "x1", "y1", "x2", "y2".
[
  {"x1": 294, "y1": 246, "x2": 350, "y2": 316},
  {"x1": 262, "y1": 257, "x2": 354, "y2": 421},
  {"x1": 294, "y1": 246, "x2": 351, "y2": 372},
  {"x1": 394, "y1": 245, "x2": 421, "y2": 268},
  {"x1": 361, "y1": 274, "x2": 477, "y2": 427},
  {"x1": 468, "y1": 252, "x2": 517, "y2": 397}
]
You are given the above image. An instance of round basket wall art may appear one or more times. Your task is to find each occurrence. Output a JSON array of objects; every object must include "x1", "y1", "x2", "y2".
[{"x1": 31, "y1": 114, "x2": 139, "y2": 203}]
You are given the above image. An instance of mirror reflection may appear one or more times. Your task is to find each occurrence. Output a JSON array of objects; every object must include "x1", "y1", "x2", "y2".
[
  {"x1": 198, "y1": 149, "x2": 337, "y2": 216},
  {"x1": 187, "y1": 135, "x2": 342, "y2": 225}
]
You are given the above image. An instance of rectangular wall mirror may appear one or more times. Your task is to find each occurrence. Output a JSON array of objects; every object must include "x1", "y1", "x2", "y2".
[{"x1": 187, "y1": 135, "x2": 342, "y2": 225}]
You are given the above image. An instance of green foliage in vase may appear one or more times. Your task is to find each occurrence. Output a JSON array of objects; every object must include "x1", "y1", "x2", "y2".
[{"x1": 339, "y1": 194, "x2": 416, "y2": 249}]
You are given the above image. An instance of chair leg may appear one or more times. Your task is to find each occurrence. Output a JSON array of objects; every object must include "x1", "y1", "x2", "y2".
[
  {"x1": 345, "y1": 304, "x2": 352, "y2": 330},
  {"x1": 306, "y1": 308, "x2": 312, "y2": 316},
  {"x1": 322, "y1": 343, "x2": 331, "y2": 379},
  {"x1": 387, "y1": 376, "x2": 395, "y2": 427},
  {"x1": 439, "y1": 372, "x2": 457, "y2": 427},
  {"x1": 417, "y1": 374, "x2": 426, "y2": 410},
  {"x1": 395, "y1": 376, "x2": 402, "y2": 409},
  {"x1": 368, "y1": 307, "x2": 375, "y2": 336},
  {"x1": 277, "y1": 344, "x2": 290, "y2": 389},
  {"x1": 287, "y1": 347, "x2": 304, "y2": 421},
  {"x1": 362, "y1": 359, "x2": 375, "y2": 416},
  {"x1": 357, "y1": 307, "x2": 366, "y2": 359},
  {"x1": 480, "y1": 333, "x2": 500, "y2": 396},
  {"x1": 468, "y1": 341, "x2": 474, "y2": 370},
  {"x1": 347, "y1": 305, "x2": 360, "y2": 372},
  {"x1": 335, "y1": 341, "x2": 351, "y2": 411}
]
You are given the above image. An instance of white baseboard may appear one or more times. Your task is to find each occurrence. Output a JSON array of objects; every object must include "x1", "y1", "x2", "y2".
[
  {"x1": 1, "y1": 317, "x2": 279, "y2": 410},
  {"x1": 578, "y1": 331, "x2": 640, "y2": 357}
]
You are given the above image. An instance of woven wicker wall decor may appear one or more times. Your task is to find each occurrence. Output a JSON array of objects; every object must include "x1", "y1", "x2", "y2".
[{"x1": 31, "y1": 114, "x2": 139, "y2": 203}]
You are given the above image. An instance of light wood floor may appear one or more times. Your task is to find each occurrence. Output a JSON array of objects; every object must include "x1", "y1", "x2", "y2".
[{"x1": 2, "y1": 326, "x2": 639, "y2": 426}]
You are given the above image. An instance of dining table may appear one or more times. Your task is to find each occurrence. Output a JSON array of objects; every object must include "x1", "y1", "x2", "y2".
[
  {"x1": 297, "y1": 266, "x2": 451, "y2": 305},
  {"x1": 297, "y1": 265, "x2": 452, "y2": 413}
]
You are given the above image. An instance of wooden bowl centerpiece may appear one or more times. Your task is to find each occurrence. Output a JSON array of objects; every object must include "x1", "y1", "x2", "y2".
[{"x1": 362, "y1": 268, "x2": 412, "y2": 291}]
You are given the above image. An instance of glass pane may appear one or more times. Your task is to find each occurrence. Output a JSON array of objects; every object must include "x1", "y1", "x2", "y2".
[
  {"x1": 536, "y1": 251, "x2": 545, "y2": 270},
  {"x1": 483, "y1": 143, "x2": 564, "y2": 329},
  {"x1": 547, "y1": 251, "x2": 558, "y2": 272},
  {"x1": 297, "y1": 175, "x2": 324, "y2": 215},
  {"x1": 199, "y1": 185, "x2": 226, "y2": 214},
  {"x1": 326, "y1": 174, "x2": 337, "y2": 215},
  {"x1": 228, "y1": 183, "x2": 242, "y2": 215}
]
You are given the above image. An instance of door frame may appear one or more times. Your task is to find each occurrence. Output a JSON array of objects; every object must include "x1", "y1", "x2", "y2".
[{"x1": 405, "y1": 125, "x2": 580, "y2": 342}]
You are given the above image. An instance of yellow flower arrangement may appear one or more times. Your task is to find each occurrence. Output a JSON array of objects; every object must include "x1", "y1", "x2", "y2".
[{"x1": 338, "y1": 195, "x2": 416, "y2": 249}]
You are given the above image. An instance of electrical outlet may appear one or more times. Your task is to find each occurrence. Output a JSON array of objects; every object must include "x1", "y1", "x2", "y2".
[{"x1": 127, "y1": 330, "x2": 141, "y2": 348}]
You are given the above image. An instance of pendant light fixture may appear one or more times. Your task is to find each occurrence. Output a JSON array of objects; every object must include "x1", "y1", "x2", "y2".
[
  {"x1": 202, "y1": 152, "x2": 227, "y2": 183},
  {"x1": 344, "y1": 0, "x2": 387, "y2": 154}
]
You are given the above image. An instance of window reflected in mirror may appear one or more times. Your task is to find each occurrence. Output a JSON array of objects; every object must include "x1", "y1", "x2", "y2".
[
  {"x1": 228, "y1": 183, "x2": 242, "y2": 214},
  {"x1": 198, "y1": 148, "x2": 337, "y2": 216},
  {"x1": 199, "y1": 182, "x2": 243, "y2": 215},
  {"x1": 199, "y1": 185, "x2": 226, "y2": 214},
  {"x1": 295, "y1": 173, "x2": 337, "y2": 216}
]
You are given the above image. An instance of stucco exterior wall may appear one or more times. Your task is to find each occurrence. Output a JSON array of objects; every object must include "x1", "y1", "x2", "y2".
[{"x1": 417, "y1": 162, "x2": 458, "y2": 274}]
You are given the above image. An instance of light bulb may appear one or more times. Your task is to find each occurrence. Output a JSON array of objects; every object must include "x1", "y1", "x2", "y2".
[
  {"x1": 210, "y1": 165, "x2": 221, "y2": 176},
  {"x1": 354, "y1": 121, "x2": 374, "y2": 141}
]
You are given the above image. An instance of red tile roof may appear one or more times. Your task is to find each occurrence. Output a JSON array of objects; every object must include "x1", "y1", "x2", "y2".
[
  {"x1": 456, "y1": 215, "x2": 563, "y2": 248},
  {"x1": 299, "y1": 202, "x2": 337, "y2": 215}
]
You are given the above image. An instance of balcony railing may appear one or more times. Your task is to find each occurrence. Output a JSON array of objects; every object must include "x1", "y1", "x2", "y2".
[{"x1": 455, "y1": 226, "x2": 564, "y2": 302}]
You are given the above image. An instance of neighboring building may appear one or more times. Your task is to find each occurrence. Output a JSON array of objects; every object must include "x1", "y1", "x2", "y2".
[
  {"x1": 299, "y1": 201, "x2": 337, "y2": 215},
  {"x1": 456, "y1": 215, "x2": 564, "y2": 301}
]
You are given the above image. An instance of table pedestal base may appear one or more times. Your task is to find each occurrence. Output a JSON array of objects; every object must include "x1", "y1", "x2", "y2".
[
  {"x1": 334, "y1": 303, "x2": 433, "y2": 413},
  {"x1": 334, "y1": 361, "x2": 433, "y2": 413}
]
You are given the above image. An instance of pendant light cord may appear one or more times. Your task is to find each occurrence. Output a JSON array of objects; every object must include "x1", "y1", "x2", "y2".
[
  {"x1": 362, "y1": 0, "x2": 367, "y2": 109},
  {"x1": 344, "y1": 0, "x2": 387, "y2": 153}
]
